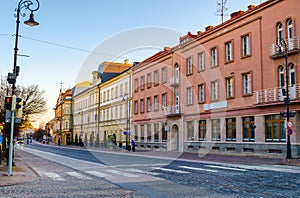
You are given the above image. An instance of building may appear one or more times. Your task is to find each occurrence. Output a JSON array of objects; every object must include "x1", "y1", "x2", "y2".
[
  {"x1": 132, "y1": 0, "x2": 300, "y2": 157},
  {"x1": 53, "y1": 86, "x2": 73, "y2": 145},
  {"x1": 72, "y1": 60, "x2": 132, "y2": 147}
]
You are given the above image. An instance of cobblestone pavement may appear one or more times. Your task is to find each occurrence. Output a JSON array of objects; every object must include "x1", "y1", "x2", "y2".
[{"x1": 0, "y1": 149, "x2": 140, "y2": 198}]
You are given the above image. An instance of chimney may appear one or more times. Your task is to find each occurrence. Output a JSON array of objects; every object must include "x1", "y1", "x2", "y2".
[
  {"x1": 230, "y1": 10, "x2": 245, "y2": 19},
  {"x1": 164, "y1": 46, "x2": 171, "y2": 51},
  {"x1": 248, "y1": 5, "x2": 255, "y2": 10},
  {"x1": 205, "y1": 25, "x2": 214, "y2": 31},
  {"x1": 197, "y1": 31, "x2": 203, "y2": 36},
  {"x1": 124, "y1": 59, "x2": 129, "y2": 64}
]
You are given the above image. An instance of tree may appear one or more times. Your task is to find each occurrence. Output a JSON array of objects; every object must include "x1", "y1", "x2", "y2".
[{"x1": 19, "y1": 84, "x2": 48, "y2": 120}]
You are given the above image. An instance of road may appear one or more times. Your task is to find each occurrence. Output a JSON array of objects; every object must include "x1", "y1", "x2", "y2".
[{"x1": 2, "y1": 143, "x2": 300, "y2": 197}]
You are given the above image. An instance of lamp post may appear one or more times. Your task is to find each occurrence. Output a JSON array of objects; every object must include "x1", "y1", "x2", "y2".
[
  {"x1": 123, "y1": 93, "x2": 130, "y2": 151},
  {"x1": 7, "y1": 0, "x2": 40, "y2": 176},
  {"x1": 278, "y1": 37, "x2": 292, "y2": 159}
]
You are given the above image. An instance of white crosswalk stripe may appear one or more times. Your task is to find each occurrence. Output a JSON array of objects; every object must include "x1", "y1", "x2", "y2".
[
  {"x1": 124, "y1": 168, "x2": 161, "y2": 176},
  {"x1": 105, "y1": 169, "x2": 139, "y2": 178},
  {"x1": 65, "y1": 172, "x2": 92, "y2": 180},
  {"x1": 205, "y1": 165, "x2": 247, "y2": 172},
  {"x1": 153, "y1": 167, "x2": 190, "y2": 174},
  {"x1": 85, "y1": 170, "x2": 116, "y2": 179},
  {"x1": 179, "y1": 166, "x2": 219, "y2": 173},
  {"x1": 42, "y1": 172, "x2": 65, "y2": 181}
]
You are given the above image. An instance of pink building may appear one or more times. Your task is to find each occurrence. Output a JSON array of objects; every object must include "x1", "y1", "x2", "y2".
[{"x1": 132, "y1": 0, "x2": 300, "y2": 157}]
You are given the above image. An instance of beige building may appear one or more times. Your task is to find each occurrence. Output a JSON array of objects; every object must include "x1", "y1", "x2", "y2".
[{"x1": 72, "y1": 61, "x2": 132, "y2": 147}]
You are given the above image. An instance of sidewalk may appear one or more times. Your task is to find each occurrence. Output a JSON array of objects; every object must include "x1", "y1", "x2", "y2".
[
  {"x1": 0, "y1": 147, "x2": 38, "y2": 186},
  {"x1": 1, "y1": 143, "x2": 300, "y2": 187}
]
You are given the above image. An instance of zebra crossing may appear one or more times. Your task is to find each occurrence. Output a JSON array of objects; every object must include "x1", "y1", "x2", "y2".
[{"x1": 38, "y1": 164, "x2": 249, "y2": 182}]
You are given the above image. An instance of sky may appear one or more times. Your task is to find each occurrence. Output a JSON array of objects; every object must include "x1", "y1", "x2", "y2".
[{"x1": 0, "y1": 0, "x2": 265, "y2": 127}]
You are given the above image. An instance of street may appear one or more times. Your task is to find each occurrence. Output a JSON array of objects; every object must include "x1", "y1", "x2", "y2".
[{"x1": 1, "y1": 142, "x2": 300, "y2": 197}]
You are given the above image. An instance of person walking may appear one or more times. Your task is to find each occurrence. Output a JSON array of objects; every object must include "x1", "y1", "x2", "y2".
[{"x1": 131, "y1": 139, "x2": 136, "y2": 152}]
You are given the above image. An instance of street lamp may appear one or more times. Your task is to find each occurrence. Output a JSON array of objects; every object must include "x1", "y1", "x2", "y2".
[
  {"x1": 278, "y1": 37, "x2": 292, "y2": 159},
  {"x1": 7, "y1": 0, "x2": 40, "y2": 176},
  {"x1": 123, "y1": 93, "x2": 131, "y2": 151}
]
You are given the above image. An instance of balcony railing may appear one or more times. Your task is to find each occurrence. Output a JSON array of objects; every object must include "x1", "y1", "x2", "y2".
[
  {"x1": 170, "y1": 76, "x2": 179, "y2": 87},
  {"x1": 254, "y1": 84, "x2": 300, "y2": 105},
  {"x1": 269, "y1": 37, "x2": 300, "y2": 58},
  {"x1": 164, "y1": 105, "x2": 183, "y2": 117}
]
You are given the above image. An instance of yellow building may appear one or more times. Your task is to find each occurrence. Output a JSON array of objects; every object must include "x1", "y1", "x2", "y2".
[{"x1": 53, "y1": 86, "x2": 73, "y2": 145}]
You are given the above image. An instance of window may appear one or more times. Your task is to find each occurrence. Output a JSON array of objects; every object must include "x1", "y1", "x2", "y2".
[
  {"x1": 198, "y1": 84, "x2": 205, "y2": 103},
  {"x1": 147, "y1": 97, "x2": 151, "y2": 112},
  {"x1": 162, "y1": 67, "x2": 167, "y2": 83},
  {"x1": 162, "y1": 123, "x2": 167, "y2": 142},
  {"x1": 111, "y1": 88, "x2": 114, "y2": 99},
  {"x1": 211, "y1": 47, "x2": 218, "y2": 67},
  {"x1": 265, "y1": 115, "x2": 285, "y2": 142},
  {"x1": 140, "y1": 76, "x2": 145, "y2": 90},
  {"x1": 120, "y1": 84, "x2": 123, "y2": 97},
  {"x1": 225, "y1": 41, "x2": 233, "y2": 62},
  {"x1": 134, "y1": 101, "x2": 138, "y2": 114},
  {"x1": 198, "y1": 120, "x2": 206, "y2": 141},
  {"x1": 242, "y1": 34, "x2": 250, "y2": 57},
  {"x1": 226, "y1": 118, "x2": 236, "y2": 141},
  {"x1": 211, "y1": 119, "x2": 220, "y2": 141},
  {"x1": 187, "y1": 56, "x2": 193, "y2": 75},
  {"x1": 287, "y1": 19, "x2": 293, "y2": 40},
  {"x1": 162, "y1": 93, "x2": 167, "y2": 109},
  {"x1": 65, "y1": 107, "x2": 69, "y2": 114},
  {"x1": 107, "y1": 90, "x2": 110, "y2": 101},
  {"x1": 147, "y1": 73, "x2": 152, "y2": 88},
  {"x1": 187, "y1": 121, "x2": 194, "y2": 141},
  {"x1": 277, "y1": 23, "x2": 283, "y2": 40},
  {"x1": 115, "y1": 86, "x2": 118, "y2": 97},
  {"x1": 154, "y1": 70, "x2": 159, "y2": 85},
  {"x1": 140, "y1": 99, "x2": 144, "y2": 113},
  {"x1": 279, "y1": 66, "x2": 285, "y2": 88},
  {"x1": 198, "y1": 52, "x2": 205, "y2": 71},
  {"x1": 134, "y1": 79, "x2": 138, "y2": 92},
  {"x1": 134, "y1": 125, "x2": 138, "y2": 141},
  {"x1": 141, "y1": 125, "x2": 145, "y2": 142},
  {"x1": 125, "y1": 82, "x2": 128, "y2": 94},
  {"x1": 242, "y1": 116, "x2": 255, "y2": 141},
  {"x1": 226, "y1": 77, "x2": 234, "y2": 98},
  {"x1": 289, "y1": 64, "x2": 295, "y2": 86},
  {"x1": 211, "y1": 80, "x2": 218, "y2": 101},
  {"x1": 65, "y1": 121, "x2": 69, "y2": 129},
  {"x1": 154, "y1": 123, "x2": 159, "y2": 142},
  {"x1": 154, "y1": 95, "x2": 159, "y2": 111},
  {"x1": 187, "y1": 87, "x2": 193, "y2": 105},
  {"x1": 242, "y1": 72, "x2": 252, "y2": 95},
  {"x1": 147, "y1": 124, "x2": 151, "y2": 142}
]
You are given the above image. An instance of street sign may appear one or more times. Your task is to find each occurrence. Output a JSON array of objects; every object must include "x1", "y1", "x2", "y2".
[
  {"x1": 123, "y1": 131, "x2": 130, "y2": 135},
  {"x1": 287, "y1": 121, "x2": 293, "y2": 128},
  {"x1": 287, "y1": 128, "x2": 293, "y2": 136}
]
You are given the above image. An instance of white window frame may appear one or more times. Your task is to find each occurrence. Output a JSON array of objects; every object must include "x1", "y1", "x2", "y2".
[
  {"x1": 226, "y1": 77, "x2": 234, "y2": 98},
  {"x1": 243, "y1": 73, "x2": 252, "y2": 95},
  {"x1": 198, "y1": 84, "x2": 205, "y2": 103},
  {"x1": 187, "y1": 56, "x2": 193, "y2": 75},
  {"x1": 211, "y1": 47, "x2": 218, "y2": 67},
  {"x1": 242, "y1": 34, "x2": 250, "y2": 57},
  {"x1": 162, "y1": 67, "x2": 167, "y2": 84},
  {"x1": 187, "y1": 87, "x2": 193, "y2": 105},
  {"x1": 154, "y1": 95, "x2": 159, "y2": 111},
  {"x1": 225, "y1": 41, "x2": 233, "y2": 62},
  {"x1": 162, "y1": 93, "x2": 167, "y2": 109},
  {"x1": 198, "y1": 52, "x2": 205, "y2": 71},
  {"x1": 211, "y1": 80, "x2": 218, "y2": 101},
  {"x1": 147, "y1": 97, "x2": 151, "y2": 112}
]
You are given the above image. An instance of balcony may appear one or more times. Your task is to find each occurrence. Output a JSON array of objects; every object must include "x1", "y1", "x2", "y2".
[
  {"x1": 164, "y1": 105, "x2": 183, "y2": 117},
  {"x1": 269, "y1": 37, "x2": 300, "y2": 58},
  {"x1": 170, "y1": 76, "x2": 179, "y2": 87},
  {"x1": 254, "y1": 84, "x2": 300, "y2": 105}
]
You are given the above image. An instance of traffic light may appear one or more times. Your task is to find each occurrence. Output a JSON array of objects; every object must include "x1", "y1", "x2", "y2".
[
  {"x1": 15, "y1": 97, "x2": 23, "y2": 119},
  {"x1": 5, "y1": 97, "x2": 12, "y2": 110}
]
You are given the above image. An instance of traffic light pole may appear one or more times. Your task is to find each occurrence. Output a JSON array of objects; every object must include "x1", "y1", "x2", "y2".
[{"x1": 8, "y1": 95, "x2": 16, "y2": 176}]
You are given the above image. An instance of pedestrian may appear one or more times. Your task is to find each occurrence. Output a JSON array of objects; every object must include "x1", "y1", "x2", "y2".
[
  {"x1": 58, "y1": 138, "x2": 61, "y2": 146},
  {"x1": 131, "y1": 139, "x2": 136, "y2": 152}
]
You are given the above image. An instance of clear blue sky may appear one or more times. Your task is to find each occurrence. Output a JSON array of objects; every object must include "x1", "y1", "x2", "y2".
[{"x1": 0, "y1": 0, "x2": 265, "y2": 127}]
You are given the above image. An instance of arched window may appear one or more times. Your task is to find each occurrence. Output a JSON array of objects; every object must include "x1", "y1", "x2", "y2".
[
  {"x1": 289, "y1": 64, "x2": 295, "y2": 86},
  {"x1": 65, "y1": 107, "x2": 69, "y2": 114},
  {"x1": 279, "y1": 66, "x2": 284, "y2": 88},
  {"x1": 277, "y1": 23, "x2": 283, "y2": 39},
  {"x1": 287, "y1": 19, "x2": 293, "y2": 39}
]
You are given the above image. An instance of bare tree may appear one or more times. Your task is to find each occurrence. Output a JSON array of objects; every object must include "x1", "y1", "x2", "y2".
[{"x1": 19, "y1": 84, "x2": 48, "y2": 120}]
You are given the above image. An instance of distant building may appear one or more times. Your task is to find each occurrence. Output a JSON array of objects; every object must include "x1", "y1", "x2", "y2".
[
  {"x1": 72, "y1": 60, "x2": 132, "y2": 147},
  {"x1": 53, "y1": 87, "x2": 73, "y2": 145}
]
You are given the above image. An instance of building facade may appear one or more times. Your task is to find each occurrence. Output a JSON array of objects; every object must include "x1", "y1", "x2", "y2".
[
  {"x1": 53, "y1": 88, "x2": 73, "y2": 145},
  {"x1": 132, "y1": 0, "x2": 300, "y2": 157},
  {"x1": 72, "y1": 61, "x2": 132, "y2": 147}
]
